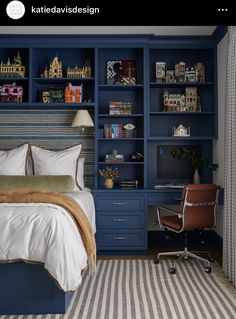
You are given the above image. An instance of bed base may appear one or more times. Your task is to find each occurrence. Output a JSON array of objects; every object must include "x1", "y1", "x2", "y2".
[{"x1": 0, "y1": 262, "x2": 74, "y2": 315}]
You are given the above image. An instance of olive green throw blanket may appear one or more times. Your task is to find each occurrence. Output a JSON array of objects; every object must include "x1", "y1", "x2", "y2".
[{"x1": 0, "y1": 189, "x2": 96, "y2": 274}]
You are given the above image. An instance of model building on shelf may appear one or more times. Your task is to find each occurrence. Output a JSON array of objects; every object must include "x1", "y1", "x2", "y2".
[
  {"x1": 41, "y1": 56, "x2": 63, "y2": 78},
  {"x1": 0, "y1": 83, "x2": 23, "y2": 103},
  {"x1": 109, "y1": 101, "x2": 132, "y2": 114},
  {"x1": 172, "y1": 124, "x2": 190, "y2": 137},
  {"x1": 0, "y1": 51, "x2": 25, "y2": 78},
  {"x1": 155, "y1": 61, "x2": 205, "y2": 83},
  {"x1": 163, "y1": 87, "x2": 200, "y2": 112},
  {"x1": 64, "y1": 83, "x2": 83, "y2": 103},
  {"x1": 42, "y1": 88, "x2": 64, "y2": 103}
]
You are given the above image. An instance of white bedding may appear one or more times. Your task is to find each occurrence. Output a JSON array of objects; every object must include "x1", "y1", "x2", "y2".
[{"x1": 0, "y1": 190, "x2": 96, "y2": 292}]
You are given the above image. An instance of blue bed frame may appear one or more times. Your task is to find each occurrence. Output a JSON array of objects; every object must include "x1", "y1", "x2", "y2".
[{"x1": 0, "y1": 262, "x2": 73, "y2": 315}]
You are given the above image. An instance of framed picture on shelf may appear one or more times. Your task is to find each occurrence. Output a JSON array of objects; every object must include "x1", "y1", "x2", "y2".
[{"x1": 106, "y1": 60, "x2": 136, "y2": 85}]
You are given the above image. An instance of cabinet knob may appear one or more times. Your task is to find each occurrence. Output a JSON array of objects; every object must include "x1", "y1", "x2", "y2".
[
  {"x1": 112, "y1": 236, "x2": 127, "y2": 240},
  {"x1": 113, "y1": 218, "x2": 128, "y2": 222}
]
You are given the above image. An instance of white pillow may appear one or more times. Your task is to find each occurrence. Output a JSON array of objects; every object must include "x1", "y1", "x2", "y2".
[
  {"x1": 31, "y1": 144, "x2": 82, "y2": 190},
  {"x1": 0, "y1": 144, "x2": 29, "y2": 175},
  {"x1": 77, "y1": 157, "x2": 85, "y2": 189}
]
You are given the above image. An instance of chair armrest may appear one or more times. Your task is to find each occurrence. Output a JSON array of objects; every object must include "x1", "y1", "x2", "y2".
[{"x1": 156, "y1": 206, "x2": 182, "y2": 229}]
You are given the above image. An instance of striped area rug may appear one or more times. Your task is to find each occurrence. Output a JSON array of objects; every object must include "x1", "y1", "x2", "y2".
[{"x1": 1, "y1": 259, "x2": 236, "y2": 319}]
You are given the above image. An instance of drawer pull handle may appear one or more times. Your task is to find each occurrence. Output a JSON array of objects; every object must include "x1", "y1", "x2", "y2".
[
  {"x1": 113, "y1": 218, "x2": 128, "y2": 222},
  {"x1": 112, "y1": 202, "x2": 127, "y2": 205},
  {"x1": 113, "y1": 236, "x2": 127, "y2": 240}
]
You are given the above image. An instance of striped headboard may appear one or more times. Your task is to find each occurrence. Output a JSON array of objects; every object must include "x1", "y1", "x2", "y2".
[{"x1": 0, "y1": 109, "x2": 95, "y2": 188}]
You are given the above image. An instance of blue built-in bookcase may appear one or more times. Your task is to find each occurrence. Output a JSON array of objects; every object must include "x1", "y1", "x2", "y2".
[{"x1": 0, "y1": 33, "x2": 220, "y2": 252}]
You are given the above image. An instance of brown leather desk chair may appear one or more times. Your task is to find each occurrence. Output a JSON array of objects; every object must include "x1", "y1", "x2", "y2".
[{"x1": 154, "y1": 184, "x2": 220, "y2": 274}]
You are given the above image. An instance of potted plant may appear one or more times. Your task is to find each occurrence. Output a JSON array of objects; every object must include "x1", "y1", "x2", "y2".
[
  {"x1": 171, "y1": 147, "x2": 218, "y2": 184},
  {"x1": 99, "y1": 167, "x2": 119, "y2": 189}
]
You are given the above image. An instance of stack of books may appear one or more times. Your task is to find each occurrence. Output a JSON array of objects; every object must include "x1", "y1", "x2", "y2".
[
  {"x1": 119, "y1": 179, "x2": 138, "y2": 189},
  {"x1": 109, "y1": 101, "x2": 132, "y2": 115},
  {"x1": 105, "y1": 153, "x2": 124, "y2": 163}
]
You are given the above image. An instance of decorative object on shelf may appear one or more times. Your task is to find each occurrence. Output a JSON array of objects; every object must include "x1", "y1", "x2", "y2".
[
  {"x1": 129, "y1": 152, "x2": 144, "y2": 162},
  {"x1": 185, "y1": 87, "x2": 198, "y2": 110},
  {"x1": 64, "y1": 83, "x2": 83, "y2": 103},
  {"x1": 193, "y1": 168, "x2": 200, "y2": 184},
  {"x1": 99, "y1": 167, "x2": 119, "y2": 189},
  {"x1": 175, "y1": 62, "x2": 186, "y2": 82},
  {"x1": 67, "y1": 58, "x2": 92, "y2": 78},
  {"x1": 105, "y1": 150, "x2": 124, "y2": 163},
  {"x1": 122, "y1": 123, "x2": 136, "y2": 138},
  {"x1": 106, "y1": 60, "x2": 136, "y2": 85},
  {"x1": 171, "y1": 147, "x2": 218, "y2": 184},
  {"x1": 163, "y1": 87, "x2": 201, "y2": 112},
  {"x1": 166, "y1": 69, "x2": 175, "y2": 83},
  {"x1": 155, "y1": 62, "x2": 166, "y2": 82},
  {"x1": 0, "y1": 51, "x2": 25, "y2": 78},
  {"x1": 119, "y1": 179, "x2": 138, "y2": 189},
  {"x1": 185, "y1": 67, "x2": 196, "y2": 83},
  {"x1": 0, "y1": 83, "x2": 23, "y2": 103},
  {"x1": 41, "y1": 56, "x2": 63, "y2": 78},
  {"x1": 109, "y1": 101, "x2": 132, "y2": 114},
  {"x1": 41, "y1": 88, "x2": 64, "y2": 103},
  {"x1": 104, "y1": 124, "x2": 123, "y2": 138},
  {"x1": 195, "y1": 62, "x2": 205, "y2": 82},
  {"x1": 172, "y1": 124, "x2": 190, "y2": 137},
  {"x1": 163, "y1": 90, "x2": 185, "y2": 112},
  {"x1": 71, "y1": 109, "x2": 94, "y2": 135}
]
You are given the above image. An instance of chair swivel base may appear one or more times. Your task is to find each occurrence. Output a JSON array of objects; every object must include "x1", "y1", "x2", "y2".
[{"x1": 153, "y1": 247, "x2": 212, "y2": 274}]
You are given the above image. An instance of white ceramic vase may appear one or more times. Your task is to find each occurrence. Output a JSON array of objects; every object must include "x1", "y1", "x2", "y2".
[{"x1": 193, "y1": 169, "x2": 200, "y2": 184}]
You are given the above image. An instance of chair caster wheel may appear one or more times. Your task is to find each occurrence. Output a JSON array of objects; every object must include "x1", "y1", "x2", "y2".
[
  {"x1": 205, "y1": 266, "x2": 211, "y2": 273},
  {"x1": 208, "y1": 257, "x2": 214, "y2": 263},
  {"x1": 169, "y1": 267, "x2": 176, "y2": 274},
  {"x1": 153, "y1": 258, "x2": 159, "y2": 264}
]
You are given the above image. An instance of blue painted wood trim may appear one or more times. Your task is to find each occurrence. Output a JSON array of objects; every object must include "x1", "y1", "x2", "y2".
[
  {"x1": 212, "y1": 26, "x2": 228, "y2": 43},
  {"x1": 0, "y1": 262, "x2": 73, "y2": 315}
]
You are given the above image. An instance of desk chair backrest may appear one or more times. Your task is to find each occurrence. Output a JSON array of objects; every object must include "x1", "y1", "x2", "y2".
[{"x1": 180, "y1": 184, "x2": 220, "y2": 230}]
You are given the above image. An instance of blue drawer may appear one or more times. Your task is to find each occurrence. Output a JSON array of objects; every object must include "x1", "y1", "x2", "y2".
[
  {"x1": 148, "y1": 191, "x2": 183, "y2": 205},
  {"x1": 96, "y1": 196, "x2": 144, "y2": 211},
  {"x1": 97, "y1": 213, "x2": 144, "y2": 228},
  {"x1": 96, "y1": 229, "x2": 145, "y2": 249}
]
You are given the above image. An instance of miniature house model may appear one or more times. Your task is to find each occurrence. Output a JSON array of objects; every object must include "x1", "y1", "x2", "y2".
[
  {"x1": 0, "y1": 51, "x2": 25, "y2": 78},
  {"x1": 64, "y1": 83, "x2": 83, "y2": 103},
  {"x1": 49, "y1": 56, "x2": 63, "y2": 78},
  {"x1": 0, "y1": 83, "x2": 23, "y2": 103}
]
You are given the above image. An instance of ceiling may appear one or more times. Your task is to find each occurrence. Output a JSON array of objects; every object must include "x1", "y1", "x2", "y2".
[{"x1": 0, "y1": 26, "x2": 216, "y2": 35}]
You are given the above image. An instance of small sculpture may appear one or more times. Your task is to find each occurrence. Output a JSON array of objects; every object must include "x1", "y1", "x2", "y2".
[
  {"x1": 156, "y1": 62, "x2": 166, "y2": 82},
  {"x1": 0, "y1": 51, "x2": 25, "y2": 78},
  {"x1": 195, "y1": 63, "x2": 205, "y2": 82},
  {"x1": 172, "y1": 124, "x2": 190, "y2": 137}
]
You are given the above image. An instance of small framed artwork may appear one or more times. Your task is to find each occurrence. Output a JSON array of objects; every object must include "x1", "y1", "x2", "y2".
[{"x1": 106, "y1": 60, "x2": 136, "y2": 85}]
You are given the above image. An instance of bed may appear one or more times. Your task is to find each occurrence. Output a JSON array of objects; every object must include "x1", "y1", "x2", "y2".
[{"x1": 0, "y1": 144, "x2": 96, "y2": 315}]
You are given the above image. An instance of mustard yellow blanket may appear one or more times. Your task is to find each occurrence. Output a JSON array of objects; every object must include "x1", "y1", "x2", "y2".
[{"x1": 0, "y1": 188, "x2": 96, "y2": 274}]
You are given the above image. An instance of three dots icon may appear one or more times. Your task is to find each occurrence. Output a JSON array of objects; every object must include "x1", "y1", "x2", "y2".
[{"x1": 218, "y1": 8, "x2": 228, "y2": 11}]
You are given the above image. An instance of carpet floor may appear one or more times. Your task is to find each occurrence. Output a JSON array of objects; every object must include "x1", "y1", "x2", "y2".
[{"x1": 1, "y1": 259, "x2": 236, "y2": 319}]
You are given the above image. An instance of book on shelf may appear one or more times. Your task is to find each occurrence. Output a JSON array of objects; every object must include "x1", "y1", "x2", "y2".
[
  {"x1": 109, "y1": 101, "x2": 132, "y2": 115},
  {"x1": 104, "y1": 124, "x2": 123, "y2": 138},
  {"x1": 119, "y1": 179, "x2": 138, "y2": 188},
  {"x1": 154, "y1": 183, "x2": 185, "y2": 189},
  {"x1": 105, "y1": 153, "x2": 124, "y2": 162}
]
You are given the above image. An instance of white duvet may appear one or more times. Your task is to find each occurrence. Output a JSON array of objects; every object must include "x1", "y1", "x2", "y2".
[{"x1": 0, "y1": 190, "x2": 96, "y2": 292}]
